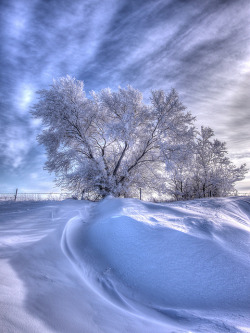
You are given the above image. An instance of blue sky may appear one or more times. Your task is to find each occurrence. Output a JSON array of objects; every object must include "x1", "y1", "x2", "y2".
[{"x1": 1, "y1": 0, "x2": 250, "y2": 193}]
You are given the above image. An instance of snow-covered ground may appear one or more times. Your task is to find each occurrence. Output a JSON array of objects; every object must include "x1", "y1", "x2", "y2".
[{"x1": 0, "y1": 197, "x2": 250, "y2": 332}]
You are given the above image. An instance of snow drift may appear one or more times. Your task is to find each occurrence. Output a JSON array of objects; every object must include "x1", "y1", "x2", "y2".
[{"x1": 62, "y1": 196, "x2": 250, "y2": 331}]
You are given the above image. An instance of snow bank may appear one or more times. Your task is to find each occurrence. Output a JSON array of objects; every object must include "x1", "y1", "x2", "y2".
[{"x1": 62, "y1": 196, "x2": 250, "y2": 331}]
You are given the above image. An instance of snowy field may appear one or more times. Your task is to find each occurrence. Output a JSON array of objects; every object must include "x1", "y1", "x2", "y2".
[{"x1": 0, "y1": 197, "x2": 250, "y2": 332}]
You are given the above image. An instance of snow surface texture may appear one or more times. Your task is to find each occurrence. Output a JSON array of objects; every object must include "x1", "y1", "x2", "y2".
[{"x1": 0, "y1": 197, "x2": 250, "y2": 332}]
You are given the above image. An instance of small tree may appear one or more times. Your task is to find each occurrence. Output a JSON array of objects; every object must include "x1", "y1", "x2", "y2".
[
  {"x1": 193, "y1": 127, "x2": 247, "y2": 198},
  {"x1": 31, "y1": 76, "x2": 195, "y2": 199},
  {"x1": 167, "y1": 126, "x2": 248, "y2": 199}
]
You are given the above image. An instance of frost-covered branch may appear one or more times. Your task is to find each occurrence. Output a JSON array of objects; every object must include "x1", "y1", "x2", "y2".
[{"x1": 31, "y1": 76, "x2": 247, "y2": 200}]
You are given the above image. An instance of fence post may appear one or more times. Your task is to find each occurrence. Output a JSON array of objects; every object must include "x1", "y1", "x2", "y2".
[
  {"x1": 14, "y1": 188, "x2": 18, "y2": 201},
  {"x1": 139, "y1": 188, "x2": 142, "y2": 200}
]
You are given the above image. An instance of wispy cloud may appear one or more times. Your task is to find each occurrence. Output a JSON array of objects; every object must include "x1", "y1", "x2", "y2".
[
  {"x1": 1, "y1": 0, "x2": 250, "y2": 191},
  {"x1": 0, "y1": 124, "x2": 32, "y2": 168}
]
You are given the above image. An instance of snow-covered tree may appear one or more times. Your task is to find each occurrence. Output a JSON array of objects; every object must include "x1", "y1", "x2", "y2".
[
  {"x1": 31, "y1": 76, "x2": 195, "y2": 199},
  {"x1": 167, "y1": 126, "x2": 248, "y2": 200},
  {"x1": 193, "y1": 126, "x2": 247, "y2": 198},
  {"x1": 165, "y1": 139, "x2": 195, "y2": 200},
  {"x1": 32, "y1": 76, "x2": 247, "y2": 200}
]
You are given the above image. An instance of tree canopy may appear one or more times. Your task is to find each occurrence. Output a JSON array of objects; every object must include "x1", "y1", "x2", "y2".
[{"x1": 31, "y1": 76, "x2": 247, "y2": 200}]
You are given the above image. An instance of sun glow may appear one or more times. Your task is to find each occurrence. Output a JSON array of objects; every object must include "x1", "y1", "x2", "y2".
[{"x1": 18, "y1": 85, "x2": 34, "y2": 112}]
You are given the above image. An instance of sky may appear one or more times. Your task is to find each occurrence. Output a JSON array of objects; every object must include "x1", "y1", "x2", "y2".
[{"x1": 1, "y1": 0, "x2": 250, "y2": 193}]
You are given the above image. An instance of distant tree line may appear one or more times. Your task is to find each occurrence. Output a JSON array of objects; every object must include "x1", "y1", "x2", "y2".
[{"x1": 31, "y1": 76, "x2": 247, "y2": 201}]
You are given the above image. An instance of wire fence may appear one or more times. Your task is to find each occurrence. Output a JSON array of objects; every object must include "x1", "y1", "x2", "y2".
[
  {"x1": 0, "y1": 192, "x2": 72, "y2": 202},
  {"x1": 237, "y1": 193, "x2": 250, "y2": 197},
  {"x1": 0, "y1": 191, "x2": 249, "y2": 202}
]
